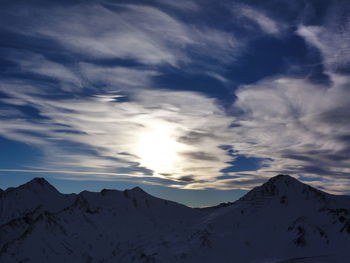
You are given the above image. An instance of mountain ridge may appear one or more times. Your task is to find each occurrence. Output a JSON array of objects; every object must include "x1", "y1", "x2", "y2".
[{"x1": 1, "y1": 175, "x2": 349, "y2": 263}]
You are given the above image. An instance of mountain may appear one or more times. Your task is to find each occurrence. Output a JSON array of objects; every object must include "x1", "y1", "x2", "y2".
[
  {"x1": 0, "y1": 178, "x2": 76, "y2": 225},
  {"x1": 1, "y1": 175, "x2": 350, "y2": 263}
]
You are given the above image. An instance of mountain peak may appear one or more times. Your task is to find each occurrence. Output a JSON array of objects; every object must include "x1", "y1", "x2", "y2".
[
  {"x1": 268, "y1": 174, "x2": 294, "y2": 181},
  {"x1": 267, "y1": 174, "x2": 298, "y2": 182},
  {"x1": 129, "y1": 186, "x2": 147, "y2": 195},
  {"x1": 240, "y1": 174, "x2": 330, "y2": 206},
  {"x1": 18, "y1": 177, "x2": 59, "y2": 193},
  {"x1": 30, "y1": 177, "x2": 50, "y2": 185},
  {"x1": 241, "y1": 175, "x2": 305, "y2": 200},
  {"x1": 263, "y1": 174, "x2": 301, "y2": 188},
  {"x1": 131, "y1": 186, "x2": 143, "y2": 191}
]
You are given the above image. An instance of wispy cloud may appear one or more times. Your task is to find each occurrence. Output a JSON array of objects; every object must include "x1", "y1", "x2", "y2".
[
  {"x1": 79, "y1": 62, "x2": 159, "y2": 90},
  {"x1": 220, "y1": 73, "x2": 350, "y2": 191},
  {"x1": 296, "y1": 2, "x2": 350, "y2": 71},
  {"x1": 3, "y1": 3, "x2": 239, "y2": 68},
  {"x1": 0, "y1": 81, "x2": 235, "y2": 185},
  {"x1": 155, "y1": 0, "x2": 199, "y2": 11},
  {"x1": 16, "y1": 53, "x2": 81, "y2": 86},
  {"x1": 237, "y1": 6, "x2": 282, "y2": 35},
  {"x1": 4, "y1": 71, "x2": 350, "y2": 192},
  {"x1": 297, "y1": 22, "x2": 350, "y2": 71}
]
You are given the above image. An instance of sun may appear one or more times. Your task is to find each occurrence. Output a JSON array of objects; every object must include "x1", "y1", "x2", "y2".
[{"x1": 136, "y1": 128, "x2": 183, "y2": 176}]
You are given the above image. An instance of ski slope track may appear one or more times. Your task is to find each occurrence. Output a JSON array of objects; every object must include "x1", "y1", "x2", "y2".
[{"x1": 1, "y1": 175, "x2": 349, "y2": 263}]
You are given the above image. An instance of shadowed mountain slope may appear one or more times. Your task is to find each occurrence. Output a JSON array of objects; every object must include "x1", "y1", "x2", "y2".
[{"x1": 1, "y1": 175, "x2": 349, "y2": 263}]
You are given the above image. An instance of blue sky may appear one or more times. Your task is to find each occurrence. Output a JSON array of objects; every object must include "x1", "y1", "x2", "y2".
[{"x1": 1, "y1": 0, "x2": 350, "y2": 206}]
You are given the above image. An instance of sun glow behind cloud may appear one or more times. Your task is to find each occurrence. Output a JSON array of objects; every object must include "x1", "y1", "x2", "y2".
[
  {"x1": 136, "y1": 127, "x2": 186, "y2": 176},
  {"x1": 0, "y1": 83, "x2": 235, "y2": 186}
]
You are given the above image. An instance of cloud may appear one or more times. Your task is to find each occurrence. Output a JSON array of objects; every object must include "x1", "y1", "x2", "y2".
[
  {"x1": 16, "y1": 53, "x2": 81, "y2": 86},
  {"x1": 0, "y1": 0, "x2": 240, "y2": 188},
  {"x1": 221, "y1": 73, "x2": 350, "y2": 192},
  {"x1": 5, "y1": 50, "x2": 159, "y2": 94},
  {"x1": 181, "y1": 151, "x2": 219, "y2": 162},
  {"x1": 3, "y1": 3, "x2": 239, "y2": 68},
  {"x1": 297, "y1": 24, "x2": 350, "y2": 71},
  {"x1": 0, "y1": 168, "x2": 180, "y2": 187},
  {"x1": 4, "y1": 71, "x2": 347, "y2": 192},
  {"x1": 238, "y1": 7, "x2": 282, "y2": 35},
  {"x1": 79, "y1": 62, "x2": 159, "y2": 90},
  {"x1": 0, "y1": 81, "x2": 235, "y2": 185},
  {"x1": 296, "y1": 4, "x2": 350, "y2": 71},
  {"x1": 155, "y1": 0, "x2": 199, "y2": 11},
  {"x1": 185, "y1": 173, "x2": 268, "y2": 190}
]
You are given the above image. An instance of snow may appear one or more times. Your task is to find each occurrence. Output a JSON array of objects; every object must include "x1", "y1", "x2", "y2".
[{"x1": 0, "y1": 175, "x2": 349, "y2": 262}]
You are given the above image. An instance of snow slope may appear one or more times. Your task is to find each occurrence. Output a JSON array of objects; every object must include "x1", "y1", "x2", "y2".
[{"x1": 0, "y1": 175, "x2": 349, "y2": 263}]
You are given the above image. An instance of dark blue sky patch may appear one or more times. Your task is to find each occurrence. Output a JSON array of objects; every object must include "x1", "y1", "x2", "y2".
[
  {"x1": 0, "y1": 30, "x2": 69, "y2": 60},
  {"x1": 226, "y1": 34, "x2": 313, "y2": 84},
  {"x1": 219, "y1": 145, "x2": 271, "y2": 173},
  {"x1": 221, "y1": 155, "x2": 268, "y2": 173},
  {"x1": 0, "y1": 136, "x2": 43, "y2": 169},
  {"x1": 17, "y1": 105, "x2": 48, "y2": 120}
]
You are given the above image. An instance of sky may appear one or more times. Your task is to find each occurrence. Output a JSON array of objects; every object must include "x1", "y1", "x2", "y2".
[{"x1": 0, "y1": 0, "x2": 350, "y2": 207}]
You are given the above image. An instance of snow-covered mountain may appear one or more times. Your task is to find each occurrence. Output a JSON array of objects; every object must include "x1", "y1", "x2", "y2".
[{"x1": 1, "y1": 175, "x2": 349, "y2": 263}]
